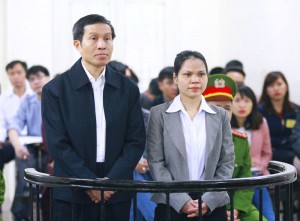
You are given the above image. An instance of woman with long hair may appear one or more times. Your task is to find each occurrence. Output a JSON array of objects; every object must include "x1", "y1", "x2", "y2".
[
  {"x1": 232, "y1": 85, "x2": 274, "y2": 221},
  {"x1": 258, "y1": 71, "x2": 299, "y2": 173}
]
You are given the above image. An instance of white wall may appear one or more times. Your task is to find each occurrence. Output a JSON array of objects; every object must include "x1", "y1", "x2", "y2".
[
  {"x1": 1, "y1": 0, "x2": 300, "y2": 101},
  {"x1": 1, "y1": 0, "x2": 300, "y2": 204}
]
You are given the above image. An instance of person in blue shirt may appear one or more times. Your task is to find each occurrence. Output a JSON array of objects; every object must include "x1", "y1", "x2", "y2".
[{"x1": 8, "y1": 65, "x2": 50, "y2": 221}]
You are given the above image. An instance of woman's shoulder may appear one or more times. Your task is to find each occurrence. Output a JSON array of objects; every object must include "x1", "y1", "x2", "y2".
[
  {"x1": 149, "y1": 102, "x2": 172, "y2": 120},
  {"x1": 207, "y1": 103, "x2": 223, "y2": 114},
  {"x1": 150, "y1": 102, "x2": 171, "y2": 112}
]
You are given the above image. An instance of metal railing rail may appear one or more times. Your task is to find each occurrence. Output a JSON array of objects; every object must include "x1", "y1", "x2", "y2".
[{"x1": 24, "y1": 161, "x2": 297, "y2": 221}]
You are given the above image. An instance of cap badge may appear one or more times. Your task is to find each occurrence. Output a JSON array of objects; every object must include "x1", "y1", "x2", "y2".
[{"x1": 214, "y1": 78, "x2": 225, "y2": 88}]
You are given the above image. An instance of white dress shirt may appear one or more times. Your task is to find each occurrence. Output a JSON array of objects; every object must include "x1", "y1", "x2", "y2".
[
  {"x1": 82, "y1": 62, "x2": 106, "y2": 162},
  {"x1": 166, "y1": 95, "x2": 216, "y2": 180},
  {"x1": 0, "y1": 84, "x2": 33, "y2": 142}
]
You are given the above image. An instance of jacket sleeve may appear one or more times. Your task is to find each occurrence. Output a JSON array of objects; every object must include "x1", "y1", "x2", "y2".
[
  {"x1": 260, "y1": 118, "x2": 273, "y2": 175},
  {"x1": 147, "y1": 106, "x2": 191, "y2": 213},
  {"x1": 291, "y1": 107, "x2": 300, "y2": 157},
  {"x1": 42, "y1": 85, "x2": 98, "y2": 179},
  {"x1": 231, "y1": 139, "x2": 254, "y2": 214},
  {"x1": 202, "y1": 109, "x2": 235, "y2": 212},
  {"x1": 8, "y1": 98, "x2": 28, "y2": 134},
  {"x1": 105, "y1": 85, "x2": 146, "y2": 180}
]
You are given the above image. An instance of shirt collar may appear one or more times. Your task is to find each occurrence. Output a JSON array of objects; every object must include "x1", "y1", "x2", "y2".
[
  {"x1": 6, "y1": 81, "x2": 33, "y2": 98},
  {"x1": 81, "y1": 60, "x2": 106, "y2": 83},
  {"x1": 166, "y1": 95, "x2": 216, "y2": 114}
]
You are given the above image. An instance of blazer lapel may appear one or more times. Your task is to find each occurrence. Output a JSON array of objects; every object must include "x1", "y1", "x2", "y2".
[
  {"x1": 204, "y1": 111, "x2": 220, "y2": 167},
  {"x1": 164, "y1": 111, "x2": 187, "y2": 162}
]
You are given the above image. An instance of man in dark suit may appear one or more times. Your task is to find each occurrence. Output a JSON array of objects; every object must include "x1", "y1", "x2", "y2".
[{"x1": 42, "y1": 14, "x2": 146, "y2": 221}]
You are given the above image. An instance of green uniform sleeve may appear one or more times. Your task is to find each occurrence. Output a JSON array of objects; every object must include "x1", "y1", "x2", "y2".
[
  {"x1": 230, "y1": 136, "x2": 254, "y2": 214},
  {"x1": 0, "y1": 171, "x2": 5, "y2": 204}
]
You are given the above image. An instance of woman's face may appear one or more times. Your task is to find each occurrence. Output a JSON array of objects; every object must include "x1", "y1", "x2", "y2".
[
  {"x1": 173, "y1": 57, "x2": 208, "y2": 99},
  {"x1": 233, "y1": 92, "x2": 253, "y2": 119},
  {"x1": 266, "y1": 77, "x2": 288, "y2": 101}
]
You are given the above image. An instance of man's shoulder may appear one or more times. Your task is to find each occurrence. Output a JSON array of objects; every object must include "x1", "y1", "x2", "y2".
[
  {"x1": 0, "y1": 88, "x2": 14, "y2": 101},
  {"x1": 23, "y1": 93, "x2": 39, "y2": 104},
  {"x1": 44, "y1": 70, "x2": 70, "y2": 91},
  {"x1": 150, "y1": 102, "x2": 171, "y2": 114},
  {"x1": 207, "y1": 103, "x2": 223, "y2": 114},
  {"x1": 106, "y1": 66, "x2": 138, "y2": 89}
]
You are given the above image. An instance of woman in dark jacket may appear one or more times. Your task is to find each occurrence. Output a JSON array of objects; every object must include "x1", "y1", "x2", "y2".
[{"x1": 258, "y1": 71, "x2": 299, "y2": 174}]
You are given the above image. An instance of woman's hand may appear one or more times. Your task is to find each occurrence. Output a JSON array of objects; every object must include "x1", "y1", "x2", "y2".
[
  {"x1": 227, "y1": 209, "x2": 240, "y2": 221},
  {"x1": 135, "y1": 158, "x2": 149, "y2": 174},
  {"x1": 181, "y1": 200, "x2": 209, "y2": 218}
]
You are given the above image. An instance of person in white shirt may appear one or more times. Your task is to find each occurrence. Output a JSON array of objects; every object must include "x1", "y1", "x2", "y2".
[
  {"x1": 147, "y1": 50, "x2": 234, "y2": 221},
  {"x1": 0, "y1": 60, "x2": 33, "y2": 171}
]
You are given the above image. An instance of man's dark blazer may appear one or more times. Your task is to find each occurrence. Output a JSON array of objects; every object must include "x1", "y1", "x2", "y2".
[{"x1": 42, "y1": 58, "x2": 146, "y2": 204}]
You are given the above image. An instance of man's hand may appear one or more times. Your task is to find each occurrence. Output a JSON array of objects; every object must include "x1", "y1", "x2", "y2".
[
  {"x1": 227, "y1": 209, "x2": 240, "y2": 221},
  {"x1": 85, "y1": 190, "x2": 114, "y2": 203},
  {"x1": 135, "y1": 158, "x2": 149, "y2": 174},
  {"x1": 15, "y1": 144, "x2": 30, "y2": 160}
]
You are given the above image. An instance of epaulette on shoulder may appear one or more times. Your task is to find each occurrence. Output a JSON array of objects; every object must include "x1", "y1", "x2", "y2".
[{"x1": 232, "y1": 130, "x2": 248, "y2": 139}]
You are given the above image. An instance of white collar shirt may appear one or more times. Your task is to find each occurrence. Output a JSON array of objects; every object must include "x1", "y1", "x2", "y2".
[
  {"x1": 166, "y1": 95, "x2": 216, "y2": 180},
  {"x1": 0, "y1": 84, "x2": 33, "y2": 142},
  {"x1": 82, "y1": 61, "x2": 106, "y2": 162}
]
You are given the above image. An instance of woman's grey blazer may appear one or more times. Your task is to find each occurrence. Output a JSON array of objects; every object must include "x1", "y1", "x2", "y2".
[{"x1": 147, "y1": 101, "x2": 235, "y2": 213}]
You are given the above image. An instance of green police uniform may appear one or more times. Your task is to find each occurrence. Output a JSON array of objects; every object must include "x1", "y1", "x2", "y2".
[
  {"x1": 231, "y1": 131, "x2": 267, "y2": 221},
  {"x1": 0, "y1": 171, "x2": 4, "y2": 205},
  {"x1": 203, "y1": 74, "x2": 267, "y2": 221},
  {"x1": 0, "y1": 170, "x2": 4, "y2": 221}
]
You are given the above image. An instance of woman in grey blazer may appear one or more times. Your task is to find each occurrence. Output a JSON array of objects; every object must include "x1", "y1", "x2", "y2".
[{"x1": 147, "y1": 50, "x2": 235, "y2": 221}]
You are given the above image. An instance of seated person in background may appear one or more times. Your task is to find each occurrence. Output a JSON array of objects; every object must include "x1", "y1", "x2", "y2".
[
  {"x1": 147, "y1": 51, "x2": 235, "y2": 221},
  {"x1": 8, "y1": 65, "x2": 50, "y2": 221},
  {"x1": 108, "y1": 60, "x2": 139, "y2": 84},
  {"x1": 209, "y1": 66, "x2": 224, "y2": 75},
  {"x1": 110, "y1": 61, "x2": 157, "y2": 220},
  {"x1": 231, "y1": 84, "x2": 274, "y2": 221},
  {"x1": 130, "y1": 108, "x2": 156, "y2": 221},
  {"x1": 225, "y1": 59, "x2": 245, "y2": 85},
  {"x1": 140, "y1": 78, "x2": 162, "y2": 110},
  {"x1": 0, "y1": 60, "x2": 33, "y2": 171},
  {"x1": 203, "y1": 74, "x2": 267, "y2": 221},
  {"x1": 258, "y1": 71, "x2": 299, "y2": 175},
  {"x1": 291, "y1": 106, "x2": 300, "y2": 158},
  {"x1": 152, "y1": 66, "x2": 178, "y2": 106}
]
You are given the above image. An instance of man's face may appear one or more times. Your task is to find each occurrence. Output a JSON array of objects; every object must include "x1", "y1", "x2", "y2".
[
  {"x1": 28, "y1": 71, "x2": 49, "y2": 95},
  {"x1": 227, "y1": 71, "x2": 245, "y2": 85},
  {"x1": 7, "y1": 63, "x2": 27, "y2": 89},
  {"x1": 73, "y1": 23, "x2": 113, "y2": 69},
  {"x1": 158, "y1": 78, "x2": 178, "y2": 101}
]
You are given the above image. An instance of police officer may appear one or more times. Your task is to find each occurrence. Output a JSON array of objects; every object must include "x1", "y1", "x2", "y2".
[{"x1": 203, "y1": 74, "x2": 267, "y2": 221}]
